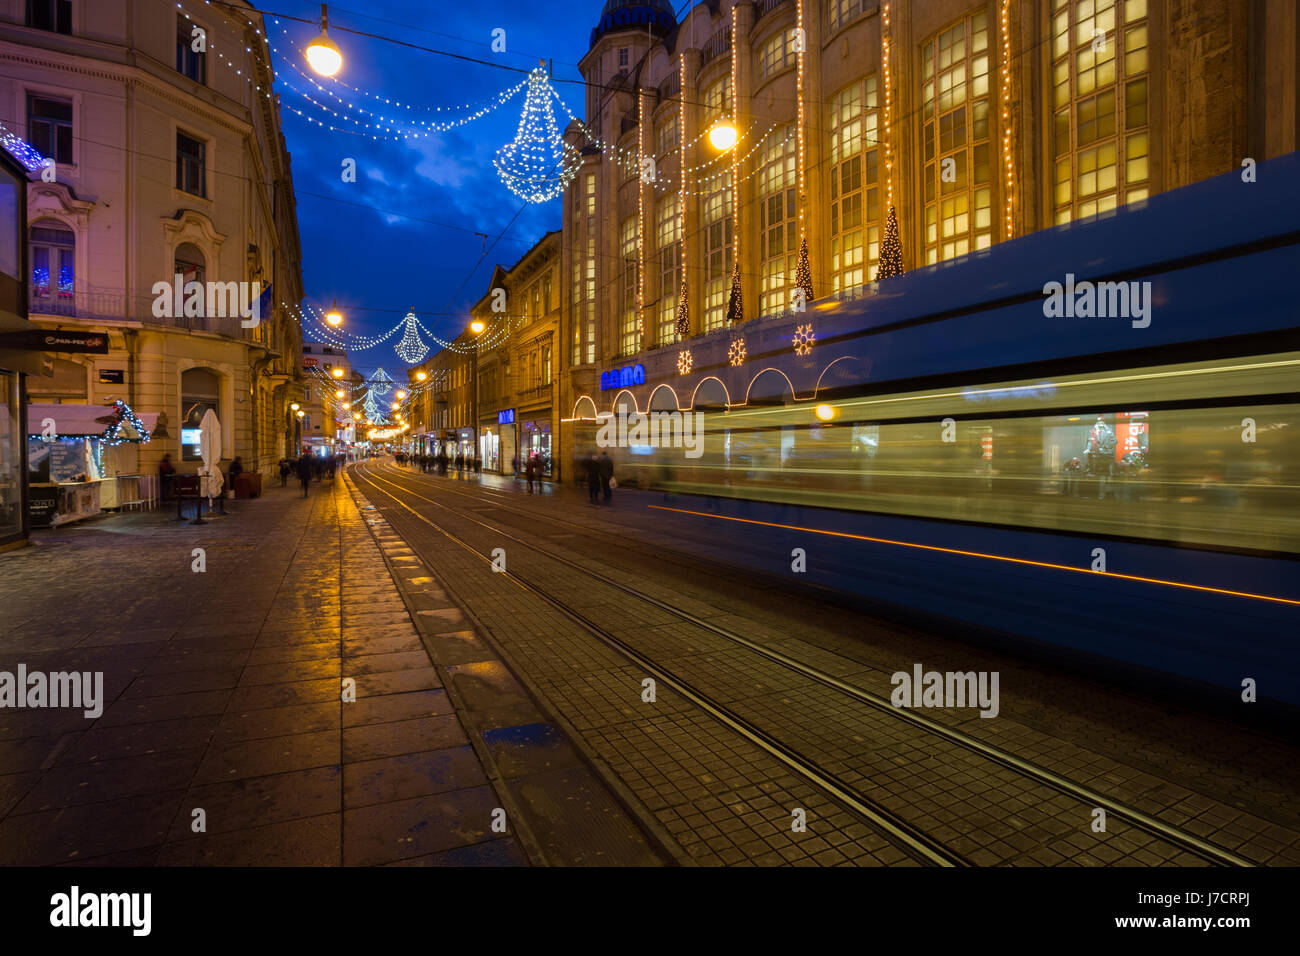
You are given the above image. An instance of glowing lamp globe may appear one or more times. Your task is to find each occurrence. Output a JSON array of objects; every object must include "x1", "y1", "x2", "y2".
[
  {"x1": 335, "y1": 389, "x2": 345, "y2": 399},
  {"x1": 331, "y1": 366, "x2": 344, "y2": 378},
  {"x1": 470, "y1": 319, "x2": 486, "y2": 335},
  {"x1": 296, "y1": 410, "x2": 305, "y2": 419},
  {"x1": 708, "y1": 121, "x2": 738, "y2": 151},
  {"x1": 815, "y1": 404, "x2": 836, "y2": 421},
  {"x1": 305, "y1": 31, "x2": 342, "y2": 77},
  {"x1": 416, "y1": 370, "x2": 428, "y2": 382},
  {"x1": 290, "y1": 403, "x2": 300, "y2": 411},
  {"x1": 395, "y1": 390, "x2": 406, "y2": 400}
]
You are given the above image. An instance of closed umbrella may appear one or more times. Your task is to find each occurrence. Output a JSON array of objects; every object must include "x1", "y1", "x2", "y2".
[{"x1": 198, "y1": 408, "x2": 224, "y2": 504}]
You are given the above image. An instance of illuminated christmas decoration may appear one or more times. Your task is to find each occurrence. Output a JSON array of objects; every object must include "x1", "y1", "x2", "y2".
[
  {"x1": 726, "y1": 263, "x2": 743, "y2": 324},
  {"x1": 999, "y1": 0, "x2": 1015, "y2": 239},
  {"x1": 494, "y1": 67, "x2": 578, "y2": 203},
  {"x1": 102, "y1": 400, "x2": 152, "y2": 446},
  {"x1": 877, "y1": 205, "x2": 905, "y2": 280},
  {"x1": 676, "y1": 349, "x2": 693, "y2": 376},
  {"x1": 362, "y1": 388, "x2": 388, "y2": 424},
  {"x1": 1, "y1": 119, "x2": 49, "y2": 171},
  {"x1": 882, "y1": 2, "x2": 895, "y2": 210},
  {"x1": 792, "y1": 323, "x2": 815, "y2": 356},
  {"x1": 728, "y1": 337, "x2": 746, "y2": 367},
  {"x1": 366, "y1": 367, "x2": 394, "y2": 397},
  {"x1": 675, "y1": 282, "x2": 690, "y2": 339},
  {"x1": 795, "y1": 238, "x2": 813, "y2": 305},
  {"x1": 395, "y1": 310, "x2": 428, "y2": 364}
]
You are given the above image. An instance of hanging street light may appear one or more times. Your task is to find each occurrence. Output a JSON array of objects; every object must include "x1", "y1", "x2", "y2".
[
  {"x1": 415, "y1": 370, "x2": 428, "y2": 382},
  {"x1": 335, "y1": 389, "x2": 345, "y2": 399},
  {"x1": 306, "y1": 4, "x2": 343, "y2": 77},
  {"x1": 325, "y1": 297, "x2": 344, "y2": 326},
  {"x1": 469, "y1": 319, "x2": 486, "y2": 335},
  {"x1": 290, "y1": 403, "x2": 300, "y2": 411},
  {"x1": 395, "y1": 390, "x2": 406, "y2": 401},
  {"x1": 708, "y1": 119, "x2": 738, "y2": 151},
  {"x1": 331, "y1": 366, "x2": 345, "y2": 378}
]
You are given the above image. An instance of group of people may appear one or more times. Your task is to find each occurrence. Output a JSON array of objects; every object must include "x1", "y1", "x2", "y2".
[
  {"x1": 586, "y1": 451, "x2": 614, "y2": 504},
  {"x1": 395, "y1": 449, "x2": 479, "y2": 476},
  {"x1": 278, "y1": 452, "x2": 341, "y2": 497}
]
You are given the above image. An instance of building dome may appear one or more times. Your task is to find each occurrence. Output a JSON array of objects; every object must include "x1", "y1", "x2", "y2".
[{"x1": 591, "y1": 0, "x2": 677, "y2": 48}]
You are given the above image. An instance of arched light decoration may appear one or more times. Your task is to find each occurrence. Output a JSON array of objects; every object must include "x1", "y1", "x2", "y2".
[
  {"x1": 395, "y1": 310, "x2": 428, "y2": 364},
  {"x1": 306, "y1": 4, "x2": 343, "y2": 77}
]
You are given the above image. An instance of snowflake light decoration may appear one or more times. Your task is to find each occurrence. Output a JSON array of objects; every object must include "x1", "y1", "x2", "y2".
[
  {"x1": 676, "y1": 349, "x2": 693, "y2": 376},
  {"x1": 792, "y1": 323, "x2": 816, "y2": 356},
  {"x1": 728, "y1": 337, "x2": 747, "y2": 367},
  {"x1": 395, "y1": 311, "x2": 429, "y2": 364}
]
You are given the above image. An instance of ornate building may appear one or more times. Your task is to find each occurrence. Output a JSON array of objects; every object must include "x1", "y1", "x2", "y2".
[
  {"x1": 557, "y1": 0, "x2": 1298, "y2": 461},
  {"x1": 1, "y1": 0, "x2": 305, "y2": 483}
]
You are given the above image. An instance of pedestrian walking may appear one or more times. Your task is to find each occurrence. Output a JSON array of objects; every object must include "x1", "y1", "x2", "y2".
[
  {"x1": 525, "y1": 455, "x2": 536, "y2": 494},
  {"x1": 587, "y1": 453, "x2": 600, "y2": 504},
  {"x1": 279, "y1": 458, "x2": 291, "y2": 486},
  {"x1": 599, "y1": 451, "x2": 614, "y2": 504},
  {"x1": 296, "y1": 453, "x2": 313, "y2": 497}
]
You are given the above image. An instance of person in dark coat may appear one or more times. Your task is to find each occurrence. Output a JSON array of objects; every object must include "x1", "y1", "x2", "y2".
[
  {"x1": 524, "y1": 455, "x2": 536, "y2": 494},
  {"x1": 587, "y1": 453, "x2": 600, "y2": 504},
  {"x1": 296, "y1": 454, "x2": 313, "y2": 497},
  {"x1": 278, "y1": 457, "x2": 291, "y2": 486},
  {"x1": 599, "y1": 451, "x2": 614, "y2": 503},
  {"x1": 158, "y1": 453, "x2": 176, "y2": 500}
]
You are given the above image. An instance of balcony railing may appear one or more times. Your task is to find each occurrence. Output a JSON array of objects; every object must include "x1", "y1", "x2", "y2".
[
  {"x1": 700, "y1": 28, "x2": 731, "y2": 67},
  {"x1": 756, "y1": 0, "x2": 792, "y2": 19},
  {"x1": 29, "y1": 286, "x2": 255, "y2": 340}
]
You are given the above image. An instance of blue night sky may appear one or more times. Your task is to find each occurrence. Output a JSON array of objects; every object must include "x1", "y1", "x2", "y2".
[{"x1": 264, "y1": 0, "x2": 615, "y2": 374}]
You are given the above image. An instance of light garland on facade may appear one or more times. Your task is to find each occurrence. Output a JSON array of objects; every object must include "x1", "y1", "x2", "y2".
[
  {"x1": 637, "y1": 84, "x2": 646, "y2": 339},
  {"x1": 676, "y1": 54, "x2": 689, "y2": 341},
  {"x1": 882, "y1": 1, "x2": 894, "y2": 210},
  {"x1": 727, "y1": 2, "x2": 742, "y2": 325},
  {"x1": 1, "y1": 120, "x2": 48, "y2": 171},
  {"x1": 1000, "y1": 0, "x2": 1015, "y2": 240},
  {"x1": 796, "y1": 0, "x2": 807, "y2": 248}
]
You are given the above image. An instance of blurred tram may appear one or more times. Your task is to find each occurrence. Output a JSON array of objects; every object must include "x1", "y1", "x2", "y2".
[{"x1": 590, "y1": 154, "x2": 1300, "y2": 705}]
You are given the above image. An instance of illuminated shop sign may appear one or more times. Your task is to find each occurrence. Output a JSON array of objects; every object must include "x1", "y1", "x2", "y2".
[
  {"x1": 600, "y1": 363, "x2": 645, "y2": 391},
  {"x1": 498, "y1": 408, "x2": 515, "y2": 425}
]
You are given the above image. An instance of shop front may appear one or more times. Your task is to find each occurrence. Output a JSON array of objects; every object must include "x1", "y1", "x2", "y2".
[
  {"x1": 519, "y1": 415, "x2": 552, "y2": 477},
  {"x1": 488, "y1": 408, "x2": 517, "y2": 475},
  {"x1": 0, "y1": 149, "x2": 31, "y2": 548}
]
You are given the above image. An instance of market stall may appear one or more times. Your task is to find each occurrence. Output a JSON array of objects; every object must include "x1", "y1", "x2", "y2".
[{"x1": 26, "y1": 400, "x2": 155, "y2": 526}]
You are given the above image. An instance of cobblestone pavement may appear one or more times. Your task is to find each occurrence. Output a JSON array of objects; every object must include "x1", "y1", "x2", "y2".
[
  {"x1": 350, "y1": 461, "x2": 1300, "y2": 867},
  {"x1": 0, "y1": 473, "x2": 660, "y2": 866}
]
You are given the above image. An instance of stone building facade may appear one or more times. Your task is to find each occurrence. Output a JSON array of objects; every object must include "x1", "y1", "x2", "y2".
[
  {"x1": 556, "y1": 0, "x2": 1298, "y2": 461},
  {"x1": 1, "y1": 0, "x2": 305, "y2": 481}
]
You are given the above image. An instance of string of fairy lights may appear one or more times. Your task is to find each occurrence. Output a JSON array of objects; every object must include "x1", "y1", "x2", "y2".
[{"x1": 152, "y1": 0, "x2": 1035, "y2": 403}]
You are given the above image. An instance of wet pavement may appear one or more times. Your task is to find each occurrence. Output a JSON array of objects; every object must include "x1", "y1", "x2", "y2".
[{"x1": 0, "y1": 471, "x2": 660, "y2": 865}]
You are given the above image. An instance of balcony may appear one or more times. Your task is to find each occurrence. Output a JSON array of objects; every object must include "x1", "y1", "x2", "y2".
[{"x1": 29, "y1": 285, "x2": 255, "y2": 340}]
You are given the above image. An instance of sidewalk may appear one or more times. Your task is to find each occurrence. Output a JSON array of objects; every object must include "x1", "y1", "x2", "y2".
[{"x1": 0, "y1": 473, "x2": 528, "y2": 865}]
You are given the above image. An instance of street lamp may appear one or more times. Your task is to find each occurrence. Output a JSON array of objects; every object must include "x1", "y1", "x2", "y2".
[
  {"x1": 331, "y1": 366, "x2": 345, "y2": 378},
  {"x1": 415, "y1": 370, "x2": 428, "y2": 382},
  {"x1": 335, "y1": 389, "x2": 345, "y2": 399},
  {"x1": 290, "y1": 403, "x2": 300, "y2": 411},
  {"x1": 469, "y1": 319, "x2": 486, "y2": 469},
  {"x1": 395, "y1": 390, "x2": 406, "y2": 400},
  {"x1": 708, "y1": 119, "x2": 738, "y2": 151},
  {"x1": 306, "y1": 4, "x2": 343, "y2": 77}
]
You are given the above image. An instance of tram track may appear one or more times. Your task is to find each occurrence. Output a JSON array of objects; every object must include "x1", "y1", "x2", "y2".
[{"x1": 352, "y1": 460, "x2": 1253, "y2": 867}]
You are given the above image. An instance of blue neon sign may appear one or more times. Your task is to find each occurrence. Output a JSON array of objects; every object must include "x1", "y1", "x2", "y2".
[
  {"x1": 600, "y1": 363, "x2": 646, "y2": 391},
  {"x1": 497, "y1": 408, "x2": 515, "y2": 425}
]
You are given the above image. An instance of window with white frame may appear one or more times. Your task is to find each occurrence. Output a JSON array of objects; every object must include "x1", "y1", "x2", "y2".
[
  {"x1": 759, "y1": 31, "x2": 794, "y2": 81},
  {"x1": 656, "y1": 192, "x2": 681, "y2": 345},
  {"x1": 922, "y1": 13, "x2": 993, "y2": 264},
  {"x1": 828, "y1": 76, "x2": 880, "y2": 291},
  {"x1": 27, "y1": 94, "x2": 73, "y2": 165},
  {"x1": 1051, "y1": 0, "x2": 1149, "y2": 223},
  {"x1": 29, "y1": 220, "x2": 75, "y2": 314},
  {"x1": 702, "y1": 173, "x2": 733, "y2": 332},
  {"x1": 620, "y1": 215, "x2": 640, "y2": 357},
  {"x1": 758, "y1": 127, "x2": 796, "y2": 315}
]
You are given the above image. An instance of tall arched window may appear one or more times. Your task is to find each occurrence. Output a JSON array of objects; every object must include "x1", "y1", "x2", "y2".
[
  {"x1": 30, "y1": 220, "x2": 75, "y2": 316},
  {"x1": 174, "y1": 242, "x2": 206, "y2": 327}
]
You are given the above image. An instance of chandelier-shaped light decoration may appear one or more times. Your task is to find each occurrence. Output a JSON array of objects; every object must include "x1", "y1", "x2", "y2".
[
  {"x1": 367, "y1": 367, "x2": 394, "y2": 398},
  {"x1": 494, "y1": 67, "x2": 579, "y2": 203},
  {"x1": 395, "y1": 310, "x2": 429, "y2": 364},
  {"x1": 362, "y1": 388, "x2": 388, "y2": 425}
]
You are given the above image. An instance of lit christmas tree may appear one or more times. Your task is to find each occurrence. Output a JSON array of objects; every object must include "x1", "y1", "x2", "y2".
[
  {"x1": 726, "y1": 263, "x2": 743, "y2": 323},
  {"x1": 675, "y1": 283, "x2": 690, "y2": 339},
  {"x1": 795, "y1": 237, "x2": 813, "y2": 305},
  {"x1": 877, "y1": 204, "x2": 905, "y2": 280}
]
